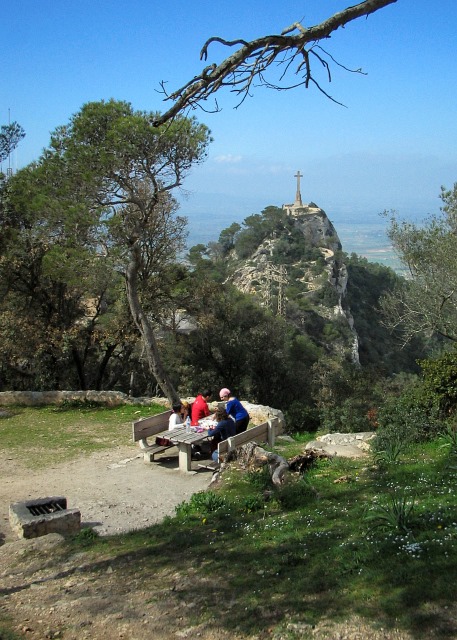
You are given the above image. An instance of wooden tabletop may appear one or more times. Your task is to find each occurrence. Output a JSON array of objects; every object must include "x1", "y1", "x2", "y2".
[{"x1": 156, "y1": 426, "x2": 209, "y2": 446}]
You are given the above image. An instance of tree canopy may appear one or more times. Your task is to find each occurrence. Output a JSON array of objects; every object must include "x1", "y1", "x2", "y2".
[
  {"x1": 0, "y1": 122, "x2": 25, "y2": 165},
  {"x1": 381, "y1": 185, "x2": 457, "y2": 345},
  {"x1": 0, "y1": 101, "x2": 211, "y2": 400}
]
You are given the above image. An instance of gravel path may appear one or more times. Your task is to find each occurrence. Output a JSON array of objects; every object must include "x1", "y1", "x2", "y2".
[{"x1": 0, "y1": 443, "x2": 213, "y2": 544}]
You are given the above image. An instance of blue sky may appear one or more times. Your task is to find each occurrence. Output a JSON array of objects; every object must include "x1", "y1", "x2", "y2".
[{"x1": 3, "y1": 1, "x2": 457, "y2": 247}]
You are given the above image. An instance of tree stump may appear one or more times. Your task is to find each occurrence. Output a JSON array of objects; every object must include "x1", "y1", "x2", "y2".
[
  {"x1": 226, "y1": 442, "x2": 290, "y2": 486},
  {"x1": 288, "y1": 449, "x2": 331, "y2": 474},
  {"x1": 210, "y1": 444, "x2": 333, "y2": 487}
]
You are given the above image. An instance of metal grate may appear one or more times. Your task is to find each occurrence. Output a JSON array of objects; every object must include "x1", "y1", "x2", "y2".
[{"x1": 26, "y1": 500, "x2": 66, "y2": 517}]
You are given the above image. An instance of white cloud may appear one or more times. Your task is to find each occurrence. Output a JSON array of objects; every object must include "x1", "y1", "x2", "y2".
[{"x1": 214, "y1": 154, "x2": 243, "y2": 164}]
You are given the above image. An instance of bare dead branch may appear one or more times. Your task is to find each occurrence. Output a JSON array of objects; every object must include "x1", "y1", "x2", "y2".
[
  {"x1": 200, "y1": 37, "x2": 250, "y2": 59},
  {"x1": 314, "y1": 44, "x2": 367, "y2": 75},
  {"x1": 153, "y1": 0, "x2": 397, "y2": 127},
  {"x1": 281, "y1": 21, "x2": 307, "y2": 36}
]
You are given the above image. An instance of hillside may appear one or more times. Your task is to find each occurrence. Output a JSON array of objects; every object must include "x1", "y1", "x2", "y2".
[
  {"x1": 192, "y1": 194, "x2": 425, "y2": 377},
  {"x1": 219, "y1": 199, "x2": 359, "y2": 364}
]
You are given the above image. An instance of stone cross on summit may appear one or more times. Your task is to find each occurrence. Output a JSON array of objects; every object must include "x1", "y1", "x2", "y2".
[
  {"x1": 283, "y1": 170, "x2": 308, "y2": 217},
  {"x1": 294, "y1": 170, "x2": 303, "y2": 207}
]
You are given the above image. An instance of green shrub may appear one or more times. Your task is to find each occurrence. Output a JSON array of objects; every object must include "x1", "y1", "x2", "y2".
[
  {"x1": 175, "y1": 491, "x2": 227, "y2": 517},
  {"x1": 419, "y1": 348, "x2": 457, "y2": 416},
  {"x1": 372, "y1": 428, "x2": 406, "y2": 466},
  {"x1": 439, "y1": 421, "x2": 457, "y2": 458},
  {"x1": 71, "y1": 526, "x2": 100, "y2": 546},
  {"x1": 319, "y1": 398, "x2": 372, "y2": 434},
  {"x1": 317, "y1": 282, "x2": 339, "y2": 308},
  {"x1": 311, "y1": 256, "x2": 326, "y2": 275},
  {"x1": 375, "y1": 384, "x2": 442, "y2": 445},
  {"x1": 284, "y1": 401, "x2": 320, "y2": 434},
  {"x1": 247, "y1": 466, "x2": 273, "y2": 491},
  {"x1": 56, "y1": 399, "x2": 102, "y2": 411},
  {"x1": 239, "y1": 495, "x2": 265, "y2": 513}
]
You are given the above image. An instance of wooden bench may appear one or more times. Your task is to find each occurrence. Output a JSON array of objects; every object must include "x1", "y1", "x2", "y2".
[
  {"x1": 198, "y1": 416, "x2": 283, "y2": 471},
  {"x1": 132, "y1": 410, "x2": 173, "y2": 463}
]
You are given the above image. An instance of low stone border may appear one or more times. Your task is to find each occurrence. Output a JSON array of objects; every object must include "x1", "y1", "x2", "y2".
[
  {"x1": 0, "y1": 390, "x2": 166, "y2": 408},
  {"x1": 0, "y1": 391, "x2": 285, "y2": 428}
]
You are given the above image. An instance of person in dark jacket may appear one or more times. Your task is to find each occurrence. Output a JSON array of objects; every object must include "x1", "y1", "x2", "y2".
[{"x1": 207, "y1": 407, "x2": 236, "y2": 462}]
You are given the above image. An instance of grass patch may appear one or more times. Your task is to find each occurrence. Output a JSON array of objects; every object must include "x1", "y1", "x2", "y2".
[
  {"x1": 0, "y1": 621, "x2": 23, "y2": 640},
  {"x1": 124, "y1": 446, "x2": 457, "y2": 636},
  {"x1": 0, "y1": 403, "x2": 165, "y2": 467}
]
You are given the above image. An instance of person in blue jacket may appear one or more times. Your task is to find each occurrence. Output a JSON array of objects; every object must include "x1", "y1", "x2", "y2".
[
  {"x1": 207, "y1": 407, "x2": 236, "y2": 462},
  {"x1": 219, "y1": 388, "x2": 250, "y2": 434}
]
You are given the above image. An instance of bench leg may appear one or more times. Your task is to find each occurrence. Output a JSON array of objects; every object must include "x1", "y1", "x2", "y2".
[
  {"x1": 178, "y1": 443, "x2": 192, "y2": 472},
  {"x1": 268, "y1": 418, "x2": 278, "y2": 447}
]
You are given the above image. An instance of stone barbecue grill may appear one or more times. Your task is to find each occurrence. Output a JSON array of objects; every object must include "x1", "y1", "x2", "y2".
[
  {"x1": 26, "y1": 498, "x2": 66, "y2": 516},
  {"x1": 9, "y1": 496, "x2": 81, "y2": 539}
]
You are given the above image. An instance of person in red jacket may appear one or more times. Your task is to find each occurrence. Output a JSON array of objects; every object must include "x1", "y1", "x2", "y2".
[{"x1": 191, "y1": 389, "x2": 212, "y2": 425}]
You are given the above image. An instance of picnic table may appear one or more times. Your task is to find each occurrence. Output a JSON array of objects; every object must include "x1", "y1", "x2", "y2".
[
  {"x1": 133, "y1": 410, "x2": 284, "y2": 473},
  {"x1": 154, "y1": 424, "x2": 211, "y2": 472}
]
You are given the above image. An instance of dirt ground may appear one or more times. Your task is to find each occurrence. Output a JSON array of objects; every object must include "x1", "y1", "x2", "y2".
[
  {"x1": 0, "y1": 443, "x2": 213, "y2": 545},
  {"x1": 0, "y1": 444, "x2": 434, "y2": 640},
  {"x1": 0, "y1": 445, "x2": 229, "y2": 639}
]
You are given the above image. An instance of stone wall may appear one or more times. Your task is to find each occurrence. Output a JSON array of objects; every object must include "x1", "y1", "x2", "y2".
[
  {"x1": 0, "y1": 390, "x2": 168, "y2": 408},
  {"x1": 0, "y1": 391, "x2": 285, "y2": 428}
]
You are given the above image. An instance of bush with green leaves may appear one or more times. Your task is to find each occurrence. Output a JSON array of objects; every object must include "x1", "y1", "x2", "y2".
[
  {"x1": 315, "y1": 281, "x2": 339, "y2": 307},
  {"x1": 175, "y1": 490, "x2": 227, "y2": 518},
  {"x1": 247, "y1": 465, "x2": 273, "y2": 491},
  {"x1": 312, "y1": 358, "x2": 383, "y2": 434},
  {"x1": 374, "y1": 382, "x2": 442, "y2": 448},
  {"x1": 239, "y1": 495, "x2": 265, "y2": 513},
  {"x1": 57, "y1": 399, "x2": 102, "y2": 411},
  {"x1": 439, "y1": 421, "x2": 457, "y2": 458},
  {"x1": 283, "y1": 401, "x2": 320, "y2": 434},
  {"x1": 71, "y1": 526, "x2": 100, "y2": 546},
  {"x1": 419, "y1": 347, "x2": 457, "y2": 417},
  {"x1": 310, "y1": 256, "x2": 327, "y2": 275},
  {"x1": 317, "y1": 396, "x2": 373, "y2": 434},
  {"x1": 372, "y1": 428, "x2": 406, "y2": 466}
]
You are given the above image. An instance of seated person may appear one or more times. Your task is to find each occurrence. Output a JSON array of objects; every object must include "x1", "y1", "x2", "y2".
[
  {"x1": 168, "y1": 403, "x2": 183, "y2": 430},
  {"x1": 207, "y1": 408, "x2": 236, "y2": 463},
  {"x1": 181, "y1": 401, "x2": 191, "y2": 422},
  {"x1": 219, "y1": 387, "x2": 250, "y2": 434},
  {"x1": 191, "y1": 389, "x2": 212, "y2": 425}
]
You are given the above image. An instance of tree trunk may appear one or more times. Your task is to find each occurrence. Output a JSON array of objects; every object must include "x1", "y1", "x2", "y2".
[
  {"x1": 125, "y1": 249, "x2": 180, "y2": 405},
  {"x1": 71, "y1": 347, "x2": 87, "y2": 390},
  {"x1": 94, "y1": 343, "x2": 117, "y2": 390}
]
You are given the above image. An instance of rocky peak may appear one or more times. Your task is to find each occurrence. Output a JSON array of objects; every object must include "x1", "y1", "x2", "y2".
[
  {"x1": 284, "y1": 204, "x2": 342, "y2": 254},
  {"x1": 224, "y1": 192, "x2": 359, "y2": 363}
]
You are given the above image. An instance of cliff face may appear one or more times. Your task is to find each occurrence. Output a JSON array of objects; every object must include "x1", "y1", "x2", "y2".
[
  {"x1": 289, "y1": 203, "x2": 341, "y2": 253},
  {"x1": 226, "y1": 203, "x2": 359, "y2": 363}
]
